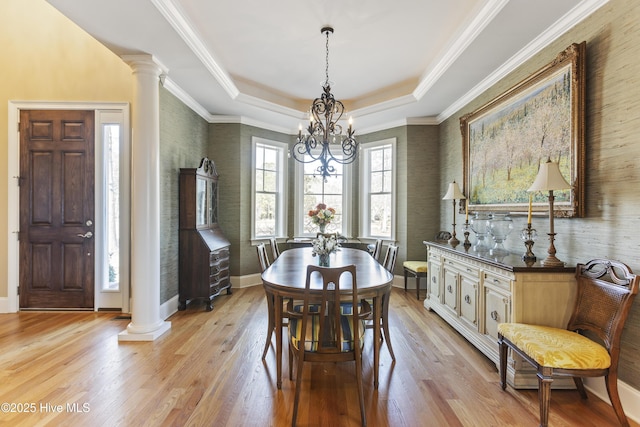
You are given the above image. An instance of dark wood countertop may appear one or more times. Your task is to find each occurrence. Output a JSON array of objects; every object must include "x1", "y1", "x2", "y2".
[{"x1": 423, "y1": 240, "x2": 576, "y2": 273}]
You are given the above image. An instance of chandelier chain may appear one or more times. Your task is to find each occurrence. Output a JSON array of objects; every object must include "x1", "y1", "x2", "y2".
[{"x1": 325, "y1": 29, "x2": 330, "y2": 86}]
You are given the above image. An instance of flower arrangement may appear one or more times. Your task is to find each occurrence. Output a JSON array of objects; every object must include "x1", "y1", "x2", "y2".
[
  {"x1": 308, "y1": 203, "x2": 335, "y2": 232},
  {"x1": 311, "y1": 234, "x2": 341, "y2": 266},
  {"x1": 311, "y1": 234, "x2": 341, "y2": 256}
]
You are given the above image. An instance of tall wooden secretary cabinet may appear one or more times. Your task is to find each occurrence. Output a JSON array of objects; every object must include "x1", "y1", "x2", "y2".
[{"x1": 179, "y1": 158, "x2": 231, "y2": 311}]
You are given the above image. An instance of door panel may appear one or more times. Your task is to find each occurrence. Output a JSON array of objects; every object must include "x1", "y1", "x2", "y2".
[{"x1": 19, "y1": 110, "x2": 95, "y2": 309}]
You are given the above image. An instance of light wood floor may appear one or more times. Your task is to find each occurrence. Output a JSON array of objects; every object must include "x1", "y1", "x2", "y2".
[{"x1": 0, "y1": 286, "x2": 636, "y2": 427}]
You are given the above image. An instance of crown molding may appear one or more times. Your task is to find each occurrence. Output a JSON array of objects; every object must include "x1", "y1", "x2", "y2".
[
  {"x1": 151, "y1": 0, "x2": 239, "y2": 99},
  {"x1": 413, "y1": 0, "x2": 509, "y2": 100},
  {"x1": 438, "y1": 0, "x2": 610, "y2": 122}
]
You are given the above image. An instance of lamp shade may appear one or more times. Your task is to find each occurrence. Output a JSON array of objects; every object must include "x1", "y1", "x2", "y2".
[
  {"x1": 443, "y1": 181, "x2": 466, "y2": 200},
  {"x1": 528, "y1": 160, "x2": 570, "y2": 192}
]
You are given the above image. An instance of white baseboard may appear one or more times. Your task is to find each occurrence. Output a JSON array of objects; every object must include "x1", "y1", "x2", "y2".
[
  {"x1": 0, "y1": 297, "x2": 9, "y2": 313},
  {"x1": 161, "y1": 294, "x2": 180, "y2": 320},
  {"x1": 584, "y1": 377, "x2": 640, "y2": 423},
  {"x1": 233, "y1": 273, "x2": 262, "y2": 289}
]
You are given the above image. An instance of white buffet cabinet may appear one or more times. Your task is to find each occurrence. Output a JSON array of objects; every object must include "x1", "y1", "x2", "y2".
[{"x1": 423, "y1": 241, "x2": 577, "y2": 388}]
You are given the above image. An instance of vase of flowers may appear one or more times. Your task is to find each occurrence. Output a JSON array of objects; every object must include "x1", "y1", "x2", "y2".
[
  {"x1": 308, "y1": 203, "x2": 335, "y2": 233},
  {"x1": 311, "y1": 234, "x2": 340, "y2": 267}
]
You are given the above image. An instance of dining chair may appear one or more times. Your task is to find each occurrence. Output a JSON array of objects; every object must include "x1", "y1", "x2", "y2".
[
  {"x1": 498, "y1": 258, "x2": 639, "y2": 427},
  {"x1": 377, "y1": 244, "x2": 398, "y2": 360},
  {"x1": 288, "y1": 264, "x2": 370, "y2": 427},
  {"x1": 257, "y1": 243, "x2": 290, "y2": 360},
  {"x1": 269, "y1": 237, "x2": 280, "y2": 261}
]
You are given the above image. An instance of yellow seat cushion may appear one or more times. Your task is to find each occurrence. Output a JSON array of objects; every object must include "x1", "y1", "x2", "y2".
[
  {"x1": 403, "y1": 261, "x2": 428, "y2": 273},
  {"x1": 498, "y1": 323, "x2": 611, "y2": 370}
]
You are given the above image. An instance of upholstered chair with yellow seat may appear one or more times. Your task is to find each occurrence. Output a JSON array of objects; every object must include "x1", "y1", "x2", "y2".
[
  {"x1": 404, "y1": 232, "x2": 451, "y2": 299},
  {"x1": 403, "y1": 260, "x2": 428, "y2": 300},
  {"x1": 497, "y1": 258, "x2": 639, "y2": 427}
]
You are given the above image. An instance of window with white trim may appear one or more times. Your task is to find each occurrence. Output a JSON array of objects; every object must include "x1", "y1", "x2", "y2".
[
  {"x1": 360, "y1": 138, "x2": 396, "y2": 240},
  {"x1": 252, "y1": 137, "x2": 287, "y2": 239},
  {"x1": 294, "y1": 154, "x2": 352, "y2": 237}
]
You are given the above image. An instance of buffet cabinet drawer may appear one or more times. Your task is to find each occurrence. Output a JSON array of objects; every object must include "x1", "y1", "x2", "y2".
[{"x1": 483, "y1": 271, "x2": 512, "y2": 292}]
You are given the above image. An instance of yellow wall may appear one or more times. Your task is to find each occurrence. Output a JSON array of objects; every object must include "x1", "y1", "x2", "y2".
[{"x1": 0, "y1": 0, "x2": 133, "y2": 298}]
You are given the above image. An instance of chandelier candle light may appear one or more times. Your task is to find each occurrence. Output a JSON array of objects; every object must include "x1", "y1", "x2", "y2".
[
  {"x1": 527, "y1": 158, "x2": 571, "y2": 267},
  {"x1": 292, "y1": 26, "x2": 358, "y2": 180},
  {"x1": 442, "y1": 181, "x2": 466, "y2": 246}
]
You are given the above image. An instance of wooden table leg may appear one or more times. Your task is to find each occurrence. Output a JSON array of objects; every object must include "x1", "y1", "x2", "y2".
[{"x1": 274, "y1": 294, "x2": 283, "y2": 389}]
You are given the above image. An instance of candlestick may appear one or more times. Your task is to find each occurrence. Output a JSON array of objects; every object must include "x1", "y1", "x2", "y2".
[
  {"x1": 465, "y1": 199, "x2": 469, "y2": 222},
  {"x1": 520, "y1": 223, "x2": 537, "y2": 262},
  {"x1": 463, "y1": 220, "x2": 471, "y2": 249}
]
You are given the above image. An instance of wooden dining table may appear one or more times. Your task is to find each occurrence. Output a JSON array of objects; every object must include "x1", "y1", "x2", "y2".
[{"x1": 261, "y1": 247, "x2": 394, "y2": 389}]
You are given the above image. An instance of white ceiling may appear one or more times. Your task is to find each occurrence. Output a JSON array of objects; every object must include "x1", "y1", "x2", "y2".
[{"x1": 47, "y1": 0, "x2": 606, "y2": 134}]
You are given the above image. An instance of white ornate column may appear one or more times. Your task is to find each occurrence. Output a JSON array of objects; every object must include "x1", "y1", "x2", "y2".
[{"x1": 119, "y1": 54, "x2": 171, "y2": 341}]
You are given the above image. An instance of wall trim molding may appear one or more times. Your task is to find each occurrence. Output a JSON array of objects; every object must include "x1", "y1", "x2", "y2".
[{"x1": 584, "y1": 377, "x2": 640, "y2": 424}]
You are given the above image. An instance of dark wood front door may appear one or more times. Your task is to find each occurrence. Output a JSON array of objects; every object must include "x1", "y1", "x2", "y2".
[{"x1": 19, "y1": 110, "x2": 95, "y2": 309}]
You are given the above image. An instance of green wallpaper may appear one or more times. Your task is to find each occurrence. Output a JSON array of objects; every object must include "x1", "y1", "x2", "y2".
[{"x1": 159, "y1": 87, "x2": 209, "y2": 303}]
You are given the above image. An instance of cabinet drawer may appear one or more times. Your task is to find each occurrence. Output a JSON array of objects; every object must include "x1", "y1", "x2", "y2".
[
  {"x1": 210, "y1": 249, "x2": 230, "y2": 263},
  {"x1": 484, "y1": 271, "x2": 511, "y2": 292}
]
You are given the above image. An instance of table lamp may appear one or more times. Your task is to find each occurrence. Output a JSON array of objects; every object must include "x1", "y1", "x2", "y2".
[
  {"x1": 442, "y1": 181, "x2": 466, "y2": 246},
  {"x1": 527, "y1": 159, "x2": 571, "y2": 267}
]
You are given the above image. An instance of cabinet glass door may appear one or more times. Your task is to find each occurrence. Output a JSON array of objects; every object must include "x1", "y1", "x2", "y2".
[
  {"x1": 210, "y1": 181, "x2": 218, "y2": 224},
  {"x1": 196, "y1": 177, "x2": 207, "y2": 227}
]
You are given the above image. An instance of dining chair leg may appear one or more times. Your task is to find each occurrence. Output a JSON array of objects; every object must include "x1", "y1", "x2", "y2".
[
  {"x1": 606, "y1": 372, "x2": 630, "y2": 426},
  {"x1": 262, "y1": 292, "x2": 275, "y2": 360},
  {"x1": 498, "y1": 337, "x2": 508, "y2": 390},
  {"x1": 538, "y1": 368, "x2": 553, "y2": 427},
  {"x1": 381, "y1": 292, "x2": 395, "y2": 361},
  {"x1": 291, "y1": 350, "x2": 305, "y2": 427},
  {"x1": 355, "y1": 349, "x2": 367, "y2": 426}
]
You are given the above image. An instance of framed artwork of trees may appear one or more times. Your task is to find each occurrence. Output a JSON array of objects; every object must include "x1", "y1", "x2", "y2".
[{"x1": 460, "y1": 42, "x2": 585, "y2": 218}]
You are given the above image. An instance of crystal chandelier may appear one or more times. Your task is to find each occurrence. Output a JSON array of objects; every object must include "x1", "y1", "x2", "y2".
[{"x1": 292, "y1": 26, "x2": 358, "y2": 179}]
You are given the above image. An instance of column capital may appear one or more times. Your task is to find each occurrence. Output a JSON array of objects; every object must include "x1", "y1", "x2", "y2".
[{"x1": 121, "y1": 54, "x2": 169, "y2": 77}]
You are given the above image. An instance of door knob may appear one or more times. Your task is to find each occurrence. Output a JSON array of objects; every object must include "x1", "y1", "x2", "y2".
[{"x1": 77, "y1": 231, "x2": 93, "y2": 239}]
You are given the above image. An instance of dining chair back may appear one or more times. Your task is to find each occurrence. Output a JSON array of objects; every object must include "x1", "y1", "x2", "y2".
[
  {"x1": 288, "y1": 264, "x2": 370, "y2": 426},
  {"x1": 498, "y1": 258, "x2": 639, "y2": 426},
  {"x1": 371, "y1": 238, "x2": 383, "y2": 261},
  {"x1": 269, "y1": 237, "x2": 280, "y2": 261},
  {"x1": 382, "y1": 244, "x2": 398, "y2": 273},
  {"x1": 256, "y1": 243, "x2": 270, "y2": 272}
]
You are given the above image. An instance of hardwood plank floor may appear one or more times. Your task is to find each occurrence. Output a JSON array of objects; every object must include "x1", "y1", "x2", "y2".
[{"x1": 0, "y1": 286, "x2": 636, "y2": 426}]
